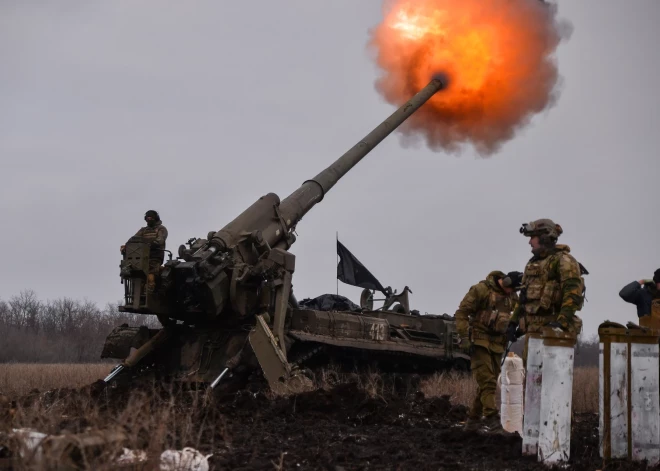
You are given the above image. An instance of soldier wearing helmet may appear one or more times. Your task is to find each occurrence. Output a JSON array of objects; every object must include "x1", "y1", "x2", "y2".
[
  {"x1": 120, "y1": 210, "x2": 168, "y2": 293},
  {"x1": 506, "y1": 219, "x2": 586, "y2": 363},
  {"x1": 454, "y1": 270, "x2": 523, "y2": 432}
]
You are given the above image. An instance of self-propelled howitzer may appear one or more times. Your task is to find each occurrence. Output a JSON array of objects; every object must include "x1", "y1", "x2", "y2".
[{"x1": 103, "y1": 76, "x2": 469, "y2": 392}]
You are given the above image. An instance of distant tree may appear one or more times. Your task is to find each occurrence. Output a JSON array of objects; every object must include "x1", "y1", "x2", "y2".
[
  {"x1": 0, "y1": 290, "x2": 159, "y2": 363},
  {"x1": 509, "y1": 331, "x2": 599, "y2": 367}
]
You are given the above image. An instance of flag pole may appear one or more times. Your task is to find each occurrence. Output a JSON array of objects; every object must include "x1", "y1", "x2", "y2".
[{"x1": 336, "y1": 231, "x2": 339, "y2": 295}]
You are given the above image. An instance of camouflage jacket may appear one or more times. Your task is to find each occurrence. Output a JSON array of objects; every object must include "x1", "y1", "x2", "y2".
[
  {"x1": 454, "y1": 271, "x2": 519, "y2": 353},
  {"x1": 510, "y1": 244, "x2": 584, "y2": 330},
  {"x1": 133, "y1": 221, "x2": 168, "y2": 259}
]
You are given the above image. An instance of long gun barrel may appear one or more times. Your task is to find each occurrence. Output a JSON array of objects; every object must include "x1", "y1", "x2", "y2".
[
  {"x1": 208, "y1": 75, "x2": 448, "y2": 253},
  {"x1": 281, "y1": 75, "x2": 448, "y2": 223},
  {"x1": 111, "y1": 76, "x2": 450, "y2": 388},
  {"x1": 120, "y1": 76, "x2": 449, "y2": 320}
]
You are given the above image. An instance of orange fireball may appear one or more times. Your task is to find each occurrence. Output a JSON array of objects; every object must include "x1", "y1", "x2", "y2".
[{"x1": 368, "y1": 0, "x2": 572, "y2": 155}]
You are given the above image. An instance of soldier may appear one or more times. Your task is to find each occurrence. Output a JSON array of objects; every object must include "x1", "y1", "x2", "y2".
[
  {"x1": 619, "y1": 269, "x2": 660, "y2": 327},
  {"x1": 120, "y1": 210, "x2": 168, "y2": 293},
  {"x1": 506, "y1": 219, "x2": 585, "y2": 364},
  {"x1": 455, "y1": 270, "x2": 522, "y2": 432}
]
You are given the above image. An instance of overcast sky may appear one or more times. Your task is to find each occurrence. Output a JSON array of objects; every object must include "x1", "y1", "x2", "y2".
[{"x1": 2, "y1": 1, "x2": 659, "y2": 338}]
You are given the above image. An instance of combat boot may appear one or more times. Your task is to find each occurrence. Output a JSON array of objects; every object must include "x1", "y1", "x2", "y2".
[
  {"x1": 482, "y1": 413, "x2": 504, "y2": 433},
  {"x1": 463, "y1": 416, "x2": 482, "y2": 431}
]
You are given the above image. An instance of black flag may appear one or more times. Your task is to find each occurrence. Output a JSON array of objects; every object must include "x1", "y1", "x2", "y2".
[{"x1": 337, "y1": 240, "x2": 387, "y2": 294}]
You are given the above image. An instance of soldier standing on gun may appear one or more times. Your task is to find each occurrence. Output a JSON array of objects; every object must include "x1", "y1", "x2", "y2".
[
  {"x1": 455, "y1": 270, "x2": 523, "y2": 432},
  {"x1": 120, "y1": 210, "x2": 168, "y2": 294},
  {"x1": 506, "y1": 219, "x2": 586, "y2": 364}
]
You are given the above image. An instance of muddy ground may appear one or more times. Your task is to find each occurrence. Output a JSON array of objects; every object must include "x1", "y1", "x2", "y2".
[{"x1": 3, "y1": 376, "x2": 658, "y2": 471}]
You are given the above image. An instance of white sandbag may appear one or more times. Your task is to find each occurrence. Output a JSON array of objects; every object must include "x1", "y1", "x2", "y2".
[
  {"x1": 160, "y1": 447, "x2": 213, "y2": 471},
  {"x1": 116, "y1": 447, "x2": 148, "y2": 465},
  {"x1": 11, "y1": 428, "x2": 47, "y2": 462},
  {"x1": 499, "y1": 353, "x2": 525, "y2": 434},
  {"x1": 500, "y1": 353, "x2": 525, "y2": 385},
  {"x1": 500, "y1": 384, "x2": 523, "y2": 405},
  {"x1": 114, "y1": 446, "x2": 212, "y2": 470}
]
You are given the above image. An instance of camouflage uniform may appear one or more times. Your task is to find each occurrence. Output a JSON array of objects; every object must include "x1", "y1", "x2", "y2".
[
  {"x1": 509, "y1": 220, "x2": 585, "y2": 364},
  {"x1": 124, "y1": 213, "x2": 168, "y2": 293},
  {"x1": 133, "y1": 220, "x2": 168, "y2": 269},
  {"x1": 455, "y1": 271, "x2": 519, "y2": 426}
]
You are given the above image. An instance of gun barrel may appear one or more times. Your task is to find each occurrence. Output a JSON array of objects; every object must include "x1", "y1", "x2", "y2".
[
  {"x1": 208, "y1": 76, "x2": 447, "y2": 253},
  {"x1": 279, "y1": 76, "x2": 447, "y2": 224}
]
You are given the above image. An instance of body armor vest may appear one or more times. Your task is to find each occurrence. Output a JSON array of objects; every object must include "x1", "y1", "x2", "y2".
[
  {"x1": 521, "y1": 255, "x2": 559, "y2": 315},
  {"x1": 474, "y1": 291, "x2": 513, "y2": 335},
  {"x1": 521, "y1": 250, "x2": 585, "y2": 316},
  {"x1": 140, "y1": 225, "x2": 165, "y2": 261},
  {"x1": 517, "y1": 249, "x2": 585, "y2": 336}
]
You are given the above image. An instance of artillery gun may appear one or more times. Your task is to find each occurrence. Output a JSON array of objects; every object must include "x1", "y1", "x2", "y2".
[{"x1": 102, "y1": 76, "x2": 470, "y2": 394}]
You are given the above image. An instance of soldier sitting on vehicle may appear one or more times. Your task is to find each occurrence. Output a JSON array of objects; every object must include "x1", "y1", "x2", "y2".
[
  {"x1": 455, "y1": 270, "x2": 522, "y2": 432},
  {"x1": 120, "y1": 210, "x2": 168, "y2": 293},
  {"x1": 619, "y1": 269, "x2": 660, "y2": 328}
]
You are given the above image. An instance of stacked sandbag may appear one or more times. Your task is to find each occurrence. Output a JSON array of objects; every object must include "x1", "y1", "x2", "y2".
[{"x1": 499, "y1": 352, "x2": 524, "y2": 434}]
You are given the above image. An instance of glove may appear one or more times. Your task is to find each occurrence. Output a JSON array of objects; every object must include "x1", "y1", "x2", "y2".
[
  {"x1": 506, "y1": 322, "x2": 519, "y2": 343},
  {"x1": 120, "y1": 244, "x2": 126, "y2": 254},
  {"x1": 458, "y1": 337, "x2": 474, "y2": 355},
  {"x1": 459, "y1": 337, "x2": 472, "y2": 351}
]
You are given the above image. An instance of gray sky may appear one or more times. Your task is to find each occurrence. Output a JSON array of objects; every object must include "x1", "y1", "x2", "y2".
[{"x1": 1, "y1": 1, "x2": 659, "y2": 338}]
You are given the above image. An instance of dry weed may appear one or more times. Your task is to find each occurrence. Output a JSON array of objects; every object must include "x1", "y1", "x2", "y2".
[
  {"x1": 0, "y1": 364, "x2": 111, "y2": 396},
  {"x1": 420, "y1": 366, "x2": 598, "y2": 413},
  {"x1": 0, "y1": 362, "x2": 600, "y2": 468},
  {"x1": 419, "y1": 370, "x2": 476, "y2": 407},
  {"x1": 572, "y1": 366, "x2": 598, "y2": 414},
  {"x1": 5, "y1": 380, "x2": 226, "y2": 470},
  {"x1": 1, "y1": 363, "x2": 599, "y2": 414}
]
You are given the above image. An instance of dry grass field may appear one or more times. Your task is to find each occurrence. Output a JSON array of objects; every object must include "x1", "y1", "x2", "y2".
[
  {"x1": 0, "y1": 364, "x2": 111, "y2": 397},
  {"x1": 0, "y1": 363, "x2": 603, "y2": 470},
  {"x1": 0, "y1": 363, "x2": 599, "y2": 413}
]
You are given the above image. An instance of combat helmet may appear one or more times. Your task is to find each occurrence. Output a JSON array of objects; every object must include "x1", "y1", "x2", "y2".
[
  {"x1": 519, "y1": 218, "x2": 562, "y2": 245},
  {"x1": 144, "y1": 210, "x2": 161, "y2": 222},
  {"x1": 502, "y1": 271, "x2": 523, "y2": 289}
]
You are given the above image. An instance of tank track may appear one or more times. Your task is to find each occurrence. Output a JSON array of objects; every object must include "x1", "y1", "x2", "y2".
[{"x1": 286, "y1": 340, "x2": 470, "y2": 388}]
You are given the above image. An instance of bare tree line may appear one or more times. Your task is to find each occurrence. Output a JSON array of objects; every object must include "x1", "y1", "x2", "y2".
[
  {"x1": 508, "y1": 331, "x2": 599, "y2": 367},
  {"x1": 0, "y1": 290, "x2": 159, "y2": 363},
  {"x1": 0, "y1": 289, "x2": 601, "y2": 366},
  {"x1": 573, "y1": 337, "x2": 599, "y2": 368}
]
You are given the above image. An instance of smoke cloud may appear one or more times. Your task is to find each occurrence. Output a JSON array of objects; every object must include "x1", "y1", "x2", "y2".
[{"x1": 368, "y1": 0, "x2": 573, "y2": 156}]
